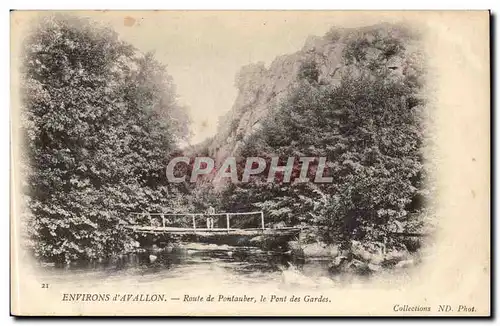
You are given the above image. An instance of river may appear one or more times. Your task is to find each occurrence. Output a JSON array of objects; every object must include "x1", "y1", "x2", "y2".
[{"x1": 35, "y1": 242, "x2": 353, "y2": 290}]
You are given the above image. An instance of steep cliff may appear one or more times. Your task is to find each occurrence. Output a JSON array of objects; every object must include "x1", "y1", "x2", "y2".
[{"x1": 204, "y1": 23, "x2": 421, "y2": 164}]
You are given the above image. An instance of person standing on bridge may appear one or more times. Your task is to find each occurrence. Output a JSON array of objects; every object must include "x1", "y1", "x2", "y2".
[{"x1": 206, "y1": 206, "x2": 215, "y2": 229}]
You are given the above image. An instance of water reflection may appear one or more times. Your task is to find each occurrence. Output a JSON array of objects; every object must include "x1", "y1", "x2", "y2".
[{"x1": 37, "y1": 243, "x2": 334, "y2": 286}]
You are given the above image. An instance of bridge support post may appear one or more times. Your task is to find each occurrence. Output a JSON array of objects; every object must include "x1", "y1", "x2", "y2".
[
  {"x1": 161, "y1": 214, "x2": 165, "y2": 228},
  {"x1": 192, "y1": 215, "x2": 196, "y2": 233},
  {"x1": 147, "y1": 212, "x2": 153, "y2": 227},
  {"x1": 261, "y1": 211, "x2": 264, "y2": 231},
  {"x1": 226, "y1": 214, "x2": 230, "y2": 233}
]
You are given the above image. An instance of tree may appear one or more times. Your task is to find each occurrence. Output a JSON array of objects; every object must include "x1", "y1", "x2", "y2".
[
  {"x1": 20, "y1": 14, "x2": 189, "y2": 263},
  {"x1": 220, "y1": 27, "x2": 426, "y2": 252}
]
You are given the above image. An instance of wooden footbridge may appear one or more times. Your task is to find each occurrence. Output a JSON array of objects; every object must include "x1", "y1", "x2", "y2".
[{"x1": 124, "y1": 211, "x2": 302, "y2": 237}]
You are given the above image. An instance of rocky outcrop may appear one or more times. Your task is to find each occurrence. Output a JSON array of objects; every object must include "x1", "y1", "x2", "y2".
[{"x1": 203, "y1": 23, "x2": 418, "y2": 164}]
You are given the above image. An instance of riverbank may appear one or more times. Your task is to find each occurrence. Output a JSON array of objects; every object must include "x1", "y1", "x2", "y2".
[
  {"x1": 129, "y1": 228, "x2": 421, "y2": 276},
  {"x1": 288, "y1": 239, "x2": 420, "y2": 275}
]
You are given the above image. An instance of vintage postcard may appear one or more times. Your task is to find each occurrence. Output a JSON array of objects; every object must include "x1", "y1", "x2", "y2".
[{"x1": 10, "y1": 10, "x2": 490, "y2": 316}]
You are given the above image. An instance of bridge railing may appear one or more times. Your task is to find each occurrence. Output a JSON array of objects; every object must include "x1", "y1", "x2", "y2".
[{"x1": 129, "y1": 211, "x2": 265, "y2": 232}]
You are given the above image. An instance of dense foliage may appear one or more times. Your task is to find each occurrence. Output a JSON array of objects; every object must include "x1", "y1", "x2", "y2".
[
  {"x1": 219, "y1": 28, "x2": 428, "y2": 251},
  {"x1": 20, "y1": 15, "x2": 189, "y2": 263}
]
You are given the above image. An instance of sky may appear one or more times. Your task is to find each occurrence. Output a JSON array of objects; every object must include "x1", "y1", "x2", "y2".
[{"x1": 98, "y1": 11, "x2": 367, "y2": 145}]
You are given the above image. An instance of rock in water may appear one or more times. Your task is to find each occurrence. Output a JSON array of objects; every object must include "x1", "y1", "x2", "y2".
[
  {"x1": 346, "y1": 259, "x2": 371, "y2": 275},
  {"x1": 249, "y1": 236, "x2": 263, "y2": 244},
  {"x1": 149, "y1": 254, "x2": 157, "y2": 263},
  {"x1": 368, "y1": 263, "x2": 382, "y2": 272},
  {"x1": 395, "y1": 259, "x2": 414, "y2": 269},
  {"x1": 302, "y1": 242, "x2": 339, "y2": 258}
]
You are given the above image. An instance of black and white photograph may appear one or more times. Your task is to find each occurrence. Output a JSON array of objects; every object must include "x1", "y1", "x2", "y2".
[{"x1": 9, "y1": 10, "x2": 490, "y2": 316}]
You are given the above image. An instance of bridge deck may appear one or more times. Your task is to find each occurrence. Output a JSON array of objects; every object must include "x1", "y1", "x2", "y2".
[{"x1": 125, "y1": 225, "x2": 301, "y2": 236}]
